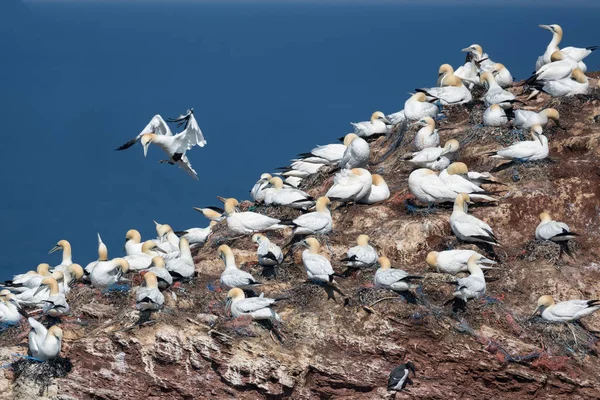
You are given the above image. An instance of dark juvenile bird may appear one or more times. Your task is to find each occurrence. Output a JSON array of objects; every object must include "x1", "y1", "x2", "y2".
[{"x1": 387, "y1": 361, "x2": 416, "y2": 391}]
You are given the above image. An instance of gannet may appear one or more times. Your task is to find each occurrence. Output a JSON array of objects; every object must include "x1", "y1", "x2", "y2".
[
  {"x1": 480, "y1": 72, "x2": 517, "y2": 109},
  {"x1": 358, "y1": 174, "x2": 390, "y2": 204},
  {"x1": 451, "y1": 194, "x2": 499, "y2": 245},
  {"x1": 454, "y1": 53, "x2": 479, "y2": 89},
  {"x1": 536, "y1": 24, "x2": 597, "y2": 72},
  {"x1": 49, "y1": 240, "x2": 73, "y2": 272},
  {"x1": 264, "y1": 177, "x2": 314, "y2": 210},
  {"x1": 222, "y1": 198, "x2": 286, "y2": 234},
  {"x1": 411, "y1": 117, "x2": 439, "y2": 151},
  {"x1": 341, "y1": 235, "x2": 378, "y2": 269},
  {"x1": 147, "y1": 257, "x2": 173, "y2": 289},
  {"x1": 250, "y1": 173, "x2": 273, "y2": 203},
  {"x1": 284, "y1": 176, "x2": 303, "y2": 188},
  {"x1": 439, "y1": 162, "x2": 497, "y2": 200},
  {"x1": 300, "y1": 237, "x2": 338, "y2": 283},
  {"x1": 387, "y1": 362, "x2": 416, "y2": 392},
  {"x1": 136, "y1": 272, "x2": 164, "y2": 311},
  {"x1": 491, "y1": 63, "x2": 513, "y2": 87},
  {"x1": 252, "y1": 234, "x2": 283, "y2": 267},
  {"x1": 278, "y1": 160, "x2": 325, "y2": 178},
  {"x1": 338, "y1": 133, "x2": 370, "y2": 170},
  {"x1": 154, "y1": 221, "x2": 180, "y2": 254},
  {"x1": 351, "y1": 111, "x2": 392, "y2": 138},
  {"x1": 533, "y1": 68, "x2": 589, "y2": 97},
  {"x1": 394, "y1": 92, "x2": 439, "y2": 122},
  {"x1": 40, "y1": 277, "x2": 69, "y2": 317},
  {"x1": 403, "y1": 139, "x2": 460, "y2": 171},
  {"x1": 165, "y1": 238, "x2": 195, "y2": 280},
  {"x1": 226, "y1": 288, "x2": 282, "y2": 322},
  {"x1": 374, "y1": 256, "x2": 422, "y2": 292},
  {"x1": 436, "y1": 64, "x2": 455, "y2": 87},
  {"x1": 416, "y1": 75, "x2": 472, "y2": 105},
  {"x1": 288, "y1": 196, "x2": 332, "y2": 235},
  {"x1": 61, "y1": 264, "x2": 83, "y2": 296},
  {"x1": 487, "y1": 125, "x2": 548, "y2": 162},
  {"x1": 535, "y1": 212, "x2": 579, "y2": 242},
  {"x1": 3, "y1": 263, "x2": 51, "y2": 293},
  {"x1": 461, "y1": 44, "x2": 495, "y2": 71},
  {"x1": 175, "y1": 221, "x2": 216, "y2": 248},
  {"x1": 28, "y1": 318, "x2": 62, "y2": 361},
  {"x1": 124, "y1": 241, "x2": 166, "y2": 271},
  {"x1": 193, "y1": 207, "x2": 224, "y2": 222},
  {"x1": 85, "y1": 233, "x2": 109, "y2": 276},
  {"x1": 527, "y1": 51, "x2": 579, "y2": 84},
  {"x1": 16, "y1": 271, "x2": 65, "y2": 307},
  {"x1": 426, "y1": 250, "x2": 496, "y2": 275},
  {"x1": 90, "y1": 258, "x2": 129, "y2": 290},
  {"x1": 325, "y1": 168, "x2": 372, "y2": 203},
  {"x1": 0, "y1": 291, "x2": 24, "y2": 325},
  {"x1": 296, "y1": 143, "x2": 346, "y2": 165},
  {"x1": 124, "y1": 229, "x2": 144, "y2": 256},
  {"x1": 513, "y1": 108, "x2": 559, "y2": 130},
  {"x1": 533, "y1": 295, "x2": 600, "y2": 322},
  {"x1": 408, "y1": 168, "x2": 459, "y2": 204},
  {"x1": 218, "y1": 245, "x2": 262, "y2": 289},
  {"x1": 483, "y1": 104, "x2": 508, "y2": 127},
  {"x1": 451, "y1": 255, "x2": 487, "y2": 301},
  {"x1": 116, "y1": 111, "x2": 206, "y2": 179}
]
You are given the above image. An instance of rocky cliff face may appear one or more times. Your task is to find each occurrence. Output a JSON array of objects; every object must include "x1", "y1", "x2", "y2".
[{"x1": 1, "y1": 77, "x2": 600, "y2": 400}]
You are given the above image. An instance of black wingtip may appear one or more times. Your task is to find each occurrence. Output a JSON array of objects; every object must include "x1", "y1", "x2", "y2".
[
  {"x1": 174, "y1": 231, "x2": 188, "y2": 237},
  {"x1": 586, "y1": 45, "x2": 598, "y2": 52},
  {"x1": 115, "y1": 137, "x2": 140, "y2": 151},
  {"x1": 524, "y1": 74, "x2": 538, "y2": 86}
]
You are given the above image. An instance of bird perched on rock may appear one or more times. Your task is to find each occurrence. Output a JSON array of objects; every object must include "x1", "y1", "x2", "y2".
[
  {"x1": 338, "y1": 134, "x2": 370, "y2": 170},
  {"x1": 533, "y1": 295, "x2": 600, "y2": 322},
  {"x1": 252, "y1": 234, "x2": 283, "y2": 268},
  {"x1": 136, "y1": 272, "x2": 164, "y2": 311},
  {"x1": 387, "y1": 361, "x2": 416, "y2": 392},
  {"x1": 451, "y1": 255, "x2": 488, "y2": 302},
  {"x1": 535, "y1": 212, "x2": 579, "y2": 242},
  {"x1": 451, "y1": 193, "x2": 499, "y2": 246},
  {"x1": 226, "y1": 288, "x2": 283, "y2": 323},
  {"x1": 28, "y1": 318, "x2": 62, "y2": 361},
  {"x1": 218, "y1": 245, "x2": 262, "y2": 290},
  {"x1": 374, "y1": 257, "x2": 422, "y2": 293},
  {"x1": 341, "y1": 234, "x2": 378, "y2": 270}
]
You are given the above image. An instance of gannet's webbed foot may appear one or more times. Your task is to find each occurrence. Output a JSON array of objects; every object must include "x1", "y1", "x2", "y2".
[{"x1": 159, "y1": 160, "x2": 175, "y2": 165}]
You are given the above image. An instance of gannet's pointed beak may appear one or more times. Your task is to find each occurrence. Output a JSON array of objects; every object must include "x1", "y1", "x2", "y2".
[
  {"x1": 155, "y1": 247, "x2": 167, "y2": 254},
  {"x1": 382, "y1": 117, "x2": 392, "y2": 125},
  {"x1": 143, "y1": 143, "x2": 149, "y2": 157},
  {"x1": 48, "y1": 245, "x2": 60, "y2": 255},
  {"x1": 538, "y1": 24, "x2": 550, "y2": 30},
  {"x1": 461, "y1": 47, "x2": 470, "y2": 52},
  {"x1": 531, "y1": 305, "x2": 541, "y2": 317}
]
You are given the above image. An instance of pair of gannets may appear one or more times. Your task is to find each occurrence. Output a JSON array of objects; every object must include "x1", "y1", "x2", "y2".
[
  {"x1": 0, "y1": 290, "x2": 23, "y2": 325},
  {"x1": 116, "y1": 111, "x2": 206, "y2": 180},
  {"x1": 527, "y1": 50, "x2": 579, "y2": 84},
  {"x1": 325, "y1": 168, "x2": 372, "y2": 203},
  {"x1": 218, "y1": 245, "x2": 262, "y2": 289},
  {"x1": 451, "y1": 255, "x2": 488, "y2": 301},
  {"x1": 402, "y1": 139, "x2": 459, "y2": 171},
  {"x1": 351, "y1": 111, "x2": 393, "y2": 138},
  {"x1": 535, "y1": 212, "x2": 579, "y2": 242},
  {"x1": 41, "y1": 276, "x2": 70, "y2": 317},
  {"x1": 533, "y1": 68, "x2": 589, "y2": 97},
  {"x1": 341, "y1": 235, "x2": 378, "y2": 269},
  {"x1": 417, "y1": 75, "x2": 472, "y2": 105},
  {"x1": 438, "y1": 162, "x2": 498, "y2": 199},
  {"x1": 451, "y1": 194, "x2": 499, "y2": 245},
  {"x1": 123, "y1": 241, "x2": 166, "y2": 271},
  {"x1": 339, "y1": 134, "x2": 370, "y2": 170},
  {"x1": 136, "y1": 272, "x2": 164, "y2": 311},
  {"x1": 359, "y1": 174, "x2": 390, "y2": 204},
  {"x1": 374, "y1": 257, "x2": 422, "y2": 292},
  {"x1": 387, "y1": 92, "x2": 439, "y2": 124},
  {"x1": 165, "y1": 237, "x2": 195, "y2": 280},
  {"x1": 264, "y1": 177, "x2": 314, "y2": 210},
  {"x1": 411, "y1": 117, "x2": 439, "y2": 150},
  {"x1": 487, "y1": 125, "x2": 548, "y2": 162},
  {"x1": 427, "y1": 250, "x2": 496, "y2": 276},
  {"x1": 4, "y1": 263, "x2": 52, "y2": 293},
  {"x1": 16, "y1": 271, "x2": 66, "y2": 307},
  {"x1": 222, "y1": 198, "x2": 287, "y2": 234},
  {"x1": 251, "y1": 173, "x2": 274, "y2": 203},
  {"x1": 147, "y1": 257, "x2": 173, "y2": 289},
  {"x1": 226, "y1": 288, "x2": 283, "y2": 323},
  {"x1": 536, "y1": 24, "x2": 596, "y2": 72},
  {"x1": 28, "y1": 317, "x2": 62, "y2": 361},
  {"x1": 513, "y1": 108, "x2": 559, "y2": 130},
  {"x1": 90, "y1": 258, "x2": 129, "y2": 290},
  {"x1": 252, "y1": 234, "x2": 283, "y2": 267},
  {"x1": 533, "y1": 295, "x2": 600, "y2": 322}
]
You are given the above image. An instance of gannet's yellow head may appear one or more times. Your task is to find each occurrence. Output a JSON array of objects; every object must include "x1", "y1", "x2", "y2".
[
  {"x1": 444, "y1": 75, "x2": 464, "y2": 88},
  {"x1": 490, "y1": 104, "x2": 502, "y2": 112},
  {"x1": 51, "y1": 271, "x2": 65, "y2": 282},
  {"x1": 142, "y1": 241, "x2": 164, "y2": 255},
  {"x1": 48, "y1": 325, "x2": 64, "y2": 340},
  {"x1": 226, "y1": 288, "x2": 245, "y2": 302},
  {"x1": 315, "y1": 196, "x2": 331, "y2": 212},
  {"x1": 140, "y1": 133, "x2": 155, "y2": 157},
  {"x1": 531, "y1": 125, "x2": 543, "y2": 137},
  {"x1": 356, "y1": 234, "x2": 370, "y2": 246},
  {"x1": 412, "y1": 92, "x2": 428, "y2": 102},
  {"x1": 370, "y1": 111, "x2": 392, "y2": 125},
  {"x1": 194, "y1": 208, "x2": 222, "y2": 221},
  {"x1": 252, "y1": 233, "x2": 266, "y2": 244},
  {"x1": 49, "y1": 240, "x2": 71, "y2": 255},
  {"x1": 479, "y1": 71, "x2": 495, "y2": 86},
  {"x1": 446, "y1": 162, "x2": 468, "y2": 175},
  {"x1": 443, "y1": 139, "x2": 460, "y2": 154},
  {"x1": 343, "y1": 133, "x2": 359, "y2": 147},
  {"x1": 217, "y1": 244, "x2": 233, "y2": 260},
  {"x1": 533, "y1": 295, "x2": 556, "y2": 316},
  {"x1": 268, "y1": 177, "x2": 284, "y2": 190},
  {"x1": 461, "y1": 44, "x2": 483, "y2": 57},
  {"x1": 68, "y1": 264, "x2": 84, "y2": 280},
  {"x1": 37, "y1": 263, "x2": 51, "y2": 276},
  {"x1": 151, "y1": 256, "x2": 166, "y2": 268},
  {"x1": 438, "y1": 64, "x2": 454, "y2": 76},
  {"x1": 539, "y1": 212, "x2": 552, "y2": 222},
  {"x1": 126, "y1": 229, "x2": 142, "y2": 244},
  {"x1": 550, "y1": 50, "x2": 566, "y2": 62},
  {"x1": 223, "y1": 198, "x2": 239, "y2": 215},
  {"x1": 541, "y1": 108, "x2": 559, "y2": 122},
  {"x1": 113, "y1": 258, "x2": 130, "y2": 273},
  {"x1": 260, "y1": 173, "x2": 273, "y2": 181},
  {"x1": 143, "y1": 272, "x2": 159, "y2": 288},
  {"x1": 304, "y1": 237, "x2": 321, "y2": 253},
  {"x1": 378, "y1": 256, "x2": 391, "y2": 270},
  {"x1": 571, "y1": 68, "x2": 587, "y2": 84},
  {"x1": 371, "y1": 174, "x2": 386, "y2": 187},
  {"x1": 426, "y1": 252, "x2": 438, "y2": 269},
  {"x1": 41, "y1": 277, "x2": 60, "y2": 294}
]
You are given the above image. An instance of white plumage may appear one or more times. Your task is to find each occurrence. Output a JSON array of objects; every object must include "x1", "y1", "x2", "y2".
[
  {"x1": 290, "y1": 197, "x2": 332, "y2": 235},
  {"x1": 534, "y1": 295, "x2": 600, "y2": 322},
  {"x1": 535, "y1": 212, "x2": 578, "y2": 242},
  {"x1": 374, "y1": 257, "x2": 421, "y2": 292},
  {"x1": 252, "y1": 234, "x2": 283, "y2": 267},
  {"x1": 28, "y1": 318, "x2": 62, "y2": 361},
  {"x1": 218, "y1": 245, "x2": 262, "y2": 289},
  {"x1": 227, "y1": 289, "x2": 282, "y2": 322},
  {"x1": 325, "y1": 168, "x2": 372, "y2": 203},
  {"x1": 450, "y1": 194, "x2": 499, "y2": 245},
  {"x1": 489, "y1": 125, "x2": 548, "y2": 162},
  {"x1": 339, "y1": 134, "x2": 370, "y2": 170},
  {"x1": 426, "y1": 250, "x2": 496, "y2": 276},
  {"x1": 483, "y1": 104, "x2": 508, "y2": 127}
]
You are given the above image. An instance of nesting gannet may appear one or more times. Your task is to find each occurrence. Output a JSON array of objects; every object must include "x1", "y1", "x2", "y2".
[
  {"x1": 28, "y1": 318, "x2": 62, "y2": 361},
  {"x1": 391, "y1": 93, "x2": 439, "y2": 124},
  {"x1": 487, "y1": 125, "x2": 548, "y2": 162},
  {"x1": 454, "y1": 52, "x2": 479, "y2": 89},
  {"x1": 436, "y1": 64, "x2": 455, "y2": 87},
  {"x1": 252, "y1": 234, "x2": 283, "y2": 267},
  {"x1": 175, "y1": 221, "x2": 216, "y2": 248},
  {"x1": 491, "y1": 63, "x2": 513, "y2": 88},
  {"x1": 513, "y1": 108, "x2": 559, "y2": 130},
  {"x1": 124, "y1": 229, "x2": 144, "y2": 256},
  {"x1": 426, "y1": 250, "x2": 496, "y2": 275},
  {"x1": 16, "y1": 271, "x2": 65, "y2": 307},
  {"x1": 3, "y1": 263, "x2": 51, "y2": 293},
  {"x1": 165, "y1": 238, "x2": 195, "y2": 280},
  {"x1": 451, "y1": 194, "x2": 499, "y2": 245},
  {"x1": 49, "y1": 240, "x2": 73, "y2": 272},
  {"x1": 536, "y1": 24, "x2": 597, "y2": 71},
  {"x1": 374, "y1": 257, "x2": 422, "y2": 292},
  {"x1": 408, "y1": 168, "x2": 459, "y2": 204},
  {"x1": 403, "y1": 139, "x2": 460, "y2": 171},
  {"x1": 325, "y1": 168, "x2": 372, "y2": 203},
  {"x1": 250, "y1": 173, "x2": 273, "y2": 203},
  {"x1": 411, "y1": 117, "x2": 439, "y2": 150},
  {"x1": 264, "y1": 177, "x2": 315, "y2": 210},
  {"x1": 527, "y1": 51, "x2": 579, "y2": 84},
  {"x1": 222, "y1": 198, "x2": 286, "y2": 234},
  {"x1": 451, "y1": 255, "x2": 487, "y2": 301},
  {"x1": 288, "y1": 197, "x2": 332, "y2": 235},
  {"x1": 351, "y1": 111, "x2": 393, "y2": 138},
  {"x1": 136, "y1": 272, "x2": 164, "y2": 311},
  {"x1": 226, "y1": 288, "x2": 282, "y2": 322},
  {"x1": 296, "y1": 143, "x2": 346, "y2": 165},
  {"x1": 461, "y1": 44, "x2": 495, "y2": 71},
  {"x1": 338, "y1": 134, "x2": 370, "y2": 170},
  {"x1": 533, "y1": 68, "x2": 589, "y2": 97},
  {"x1": 85, "y1": 233, "x2": 109, "y2": 276},
  {"x1": 0, "y1": 291, "x2": 24, "y2": 325},
  {"x1": 124, "y1": 241, "x2": 166, "y2": 271},
  {"x1": 535, "y1": 212, "x2": 579, "y2": 242},
  {"x1": 61, "y1": 264, "x2": 83, "y2": 296},
  {"x1": 154, "y1": 221, "x2": 180, "y2": 254},
  {"x1": 40, "y1": 277, "x2": 69, "y2": 317},
  {"x1": 116, "y1": 111, "x2": 206, "y2": 179},
  {"x1": 358, "y1": 174, "x2": 390, "y2": 204},
  {"x1": 387, "y1": 362, "x2": 416, "y2": 392},
  {"x1": 480, "y1": 72, "x2": 517, "y2": 109},
  {"x1": 439, "y1": 163, "x2": 497, "y2": 200},
  {"x1": 416, "y1": 75, "x2": 472, "y2": 105},
  {"x1": 300, "y1": 238, "x2": 338, "y2": 283},
  {"x1": 90, "y1": 258, "x2": 129, "y2": 290},
  {"x1": 341, "y1": 235, "x2": 378, "y2": 269},
  {"x1": 218, "y1": 245, "x2": 262, "y2": 289},
  {"x1": 483, "y1": 104, "x2": 508, "y2": 127},
  {"x1": 193, "y1": 207, "x2": 224, "y2": 222},
  {"x1": 533, "y1": 295, "x2": 600, "y2": 322},
  {"x1": 147, "y1": 257, "x2": 173, "y2": 289}
]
